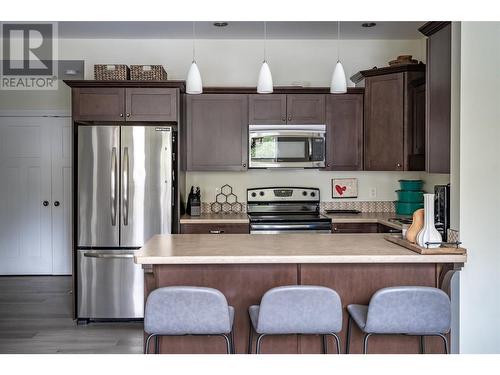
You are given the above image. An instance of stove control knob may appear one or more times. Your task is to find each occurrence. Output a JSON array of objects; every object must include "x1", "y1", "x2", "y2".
[
  {"x1": 251, "y1": 192, "x2": 257, "y2": 198},
  {"x1": 259, "y1": 191, "x2": 265, "y2": 196},
  {"x1": 310, "y1": 192, "x2": 316, "y2": 197},
  {"x1": 302, "y1": 191, "x2": 308, "y2": 196}
]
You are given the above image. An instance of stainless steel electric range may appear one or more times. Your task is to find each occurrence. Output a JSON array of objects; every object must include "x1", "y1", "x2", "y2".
[{"x1": 247, "y1": 187, "x2": 332, "y2": 234}]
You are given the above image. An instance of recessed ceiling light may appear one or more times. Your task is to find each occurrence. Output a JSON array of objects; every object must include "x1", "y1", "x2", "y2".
[
  {"x1": 362, "y1": 22, "x2": 377, "y2": 28},
  {"x1": 213, "y1": 22, "x2": 228, "y2": 27}
]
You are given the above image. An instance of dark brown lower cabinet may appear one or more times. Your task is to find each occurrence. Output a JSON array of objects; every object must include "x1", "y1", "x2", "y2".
[
  {"x1": 146, "y1": 263, "x2": 450, "y2": 354},
  {"x1": 186, "y1": 94, "x2": 248, "y2": 171},
  {"x1": 324, "y1": 93, "x2": 363, "y2": 170},
  {"x1": 180, "y1": 223, "x2": 249, "y2": 234},
  {"x1": 331, "y1": 223, "x2": 379, "y2": 233}
]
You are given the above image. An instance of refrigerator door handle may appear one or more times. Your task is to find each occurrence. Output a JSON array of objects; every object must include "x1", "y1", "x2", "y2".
[
  {"x1": 123, "y1": 146, "x2": 129, "y2": 226},
  {"x1": 83, "y1": 253, "x2": 134, "y2": 259},
  {"x1": 111, "y1": 147, "x2": 118, "y2": 226}
]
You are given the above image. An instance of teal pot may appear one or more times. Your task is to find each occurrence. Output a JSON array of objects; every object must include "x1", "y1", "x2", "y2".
[
  {"x1": 398, "y1": 179, "x2": 424, "y2": 191},
  {"x1": 396, "y1": 190, "x2": 424, "y2": 203},
  {"x1": 395, "y1": 201, "x2": 424, "y2": 215}
]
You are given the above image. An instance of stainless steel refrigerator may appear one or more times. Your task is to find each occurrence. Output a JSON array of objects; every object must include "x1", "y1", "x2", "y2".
[{"x1": 76, "y1": 125, "x2": 174, "y2": 321}]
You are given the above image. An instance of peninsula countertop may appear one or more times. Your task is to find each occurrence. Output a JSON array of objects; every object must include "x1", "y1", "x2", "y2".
[{"x1": 134, "y1": 234, "x2": 467, "y2": 265}]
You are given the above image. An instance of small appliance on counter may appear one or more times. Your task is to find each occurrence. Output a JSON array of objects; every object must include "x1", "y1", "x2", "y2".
[
  {"x1": 186, "y1": 186, "x2": 201, "y2": 216},
  {"x1": 434, "y1": 184, "x2": 450, "y2": 241},
  {"x1": 395, "y1": 179, "x2": 424, "y2": 215}
]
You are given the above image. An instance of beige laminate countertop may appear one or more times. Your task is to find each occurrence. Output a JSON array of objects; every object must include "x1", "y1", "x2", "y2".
[
  {"x1": 324, "y1": 212, "x2": 407, "y2": 230},
  {"x1": 180, "y1": 213, "x2": 249, "y2": 224},
  {"x1": 135, "y1": 234, "x2": 466, "y2": 265}
]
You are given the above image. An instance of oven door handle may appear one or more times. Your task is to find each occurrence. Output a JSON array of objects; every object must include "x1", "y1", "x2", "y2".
[{"x1": 250, "y1": 223, "x2": 330, "y2": 231}]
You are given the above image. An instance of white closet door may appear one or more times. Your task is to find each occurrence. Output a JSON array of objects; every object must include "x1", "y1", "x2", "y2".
[
  {"x1": 0, "y1": 117, "x2": 52, "y2": 274},
  {"x1": 51, "y1": 117, "x2": 72, "y2": 275}
]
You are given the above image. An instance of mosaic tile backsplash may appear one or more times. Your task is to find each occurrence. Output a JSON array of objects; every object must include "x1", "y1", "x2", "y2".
[{"x1": 201, "y1": 201, "x2": 396, "y2": 214}]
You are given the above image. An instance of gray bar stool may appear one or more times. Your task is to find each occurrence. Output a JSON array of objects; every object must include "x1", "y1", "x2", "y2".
[
  {"x1": 144, "y1": 286, "x2": 235, "y2": 354},
  {"x1": 346, "y1": 286, "x2": 451, "y2": 354},
  {"x1": 248, "y1": 285, "x2": 343, "y2": 354}
]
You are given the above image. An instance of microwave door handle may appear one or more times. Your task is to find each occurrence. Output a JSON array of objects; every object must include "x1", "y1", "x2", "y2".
[{"x1": 308, "y1": 138, "x2": 313, "y2": 161}]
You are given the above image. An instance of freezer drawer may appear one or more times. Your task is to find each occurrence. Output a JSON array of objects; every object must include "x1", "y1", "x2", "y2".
[{"x1": 77, "y1": 250, "x2": 144, "y2": 319}]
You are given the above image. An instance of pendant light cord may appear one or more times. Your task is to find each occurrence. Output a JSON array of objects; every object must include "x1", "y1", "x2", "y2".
[
  {"x1": 192, "y1": 21, "x2": 196, "y2": 63},
  {"x1": 263, "y1": 21, "x2": 267, "y2": 62},
  {"x1": 337, "y1": 21, "x2": 340, "y2": 62}
]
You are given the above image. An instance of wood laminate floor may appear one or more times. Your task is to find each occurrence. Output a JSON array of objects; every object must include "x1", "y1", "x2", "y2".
[{"x1": 0, "y1": 276, "x2": 143, "y2": 354}]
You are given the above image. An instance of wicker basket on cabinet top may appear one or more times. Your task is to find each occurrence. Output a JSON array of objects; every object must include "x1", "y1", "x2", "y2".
[
  {"x1": 94, "y1": 64, "x2": 130, "y2": 80},
  {"x1": 130, "y1": 65, "x2": 168, "y2": 81}
]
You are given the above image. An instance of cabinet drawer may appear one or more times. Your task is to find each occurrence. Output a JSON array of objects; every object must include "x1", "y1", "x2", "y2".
[
  {"x1": 181, "y1": 223, "x2": 250, "y2": 234},
  {"x1": 331, "y1": 222, "x2": 379, "y2": 233}
]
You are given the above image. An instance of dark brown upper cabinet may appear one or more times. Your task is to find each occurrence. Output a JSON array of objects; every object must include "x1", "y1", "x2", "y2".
[
  {"x1": 125, "y1": 88, "x2": 178, "y2": 122},
  {"x1": 419, "y1": 22, "x2": 451, "y2": 173},
  {"x1": 186, "y1": 94, "x2": 248, "y2": 171},
  {"x1": 249, "y1": 94, "x2": 325, "y2": 125},
  {"x1": 352, "y1": 65, "x2": 426, "y2": 171},
  {"x1": 72, "y1": 87, "x2": 178, "y2": 122},
  {"x1": 72, "y1": 87, "x2": 125, "y2": 122},
  {"x1": 248, "y1": 94, "x2": 287, "y2": 124},
  {"x1": 286, "y1": 94, "x2": 325, "y2": 124},
  {"x1": 323, "y1": 93, "x2": 364, "y2": 171}
]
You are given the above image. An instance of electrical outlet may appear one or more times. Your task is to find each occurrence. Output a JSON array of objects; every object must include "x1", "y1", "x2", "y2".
[{"x1": 369, "y1": 188, "x2": 377, "y2": 198}]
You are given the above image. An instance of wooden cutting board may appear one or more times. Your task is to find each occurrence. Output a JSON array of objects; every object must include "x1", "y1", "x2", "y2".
[{"x1": 384, "y1": 235, "x2": 466, "y2": 255}]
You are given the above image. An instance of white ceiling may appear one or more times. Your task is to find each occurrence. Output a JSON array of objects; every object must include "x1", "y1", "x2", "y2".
[{"x1": 58, "y1": 21, "x2": 426, "y2": 40}]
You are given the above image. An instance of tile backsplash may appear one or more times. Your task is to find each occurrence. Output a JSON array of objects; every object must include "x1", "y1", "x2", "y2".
[{"x1": 201, "y1": 200, "x2": 395, "y2": 214}]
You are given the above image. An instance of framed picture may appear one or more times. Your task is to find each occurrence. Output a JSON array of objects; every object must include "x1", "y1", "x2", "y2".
[{"x1": 332, "y1": 178, "x2": 358, "y2": 198}]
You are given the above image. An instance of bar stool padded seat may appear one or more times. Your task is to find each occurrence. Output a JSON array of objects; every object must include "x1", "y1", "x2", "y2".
[{"x1": 145, "y1": 286, "x2": 234, "y2": 335}]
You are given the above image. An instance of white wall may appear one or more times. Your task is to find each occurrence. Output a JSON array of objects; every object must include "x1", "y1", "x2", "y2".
[
  {"x1": 0, "y1": 36, "x2": 438, "y2": 202},
  {"x1": 0, "y1": 37, "x2": 425, "y2": 110},
  {"x1": 459, "y1": 21, "x2": 500, "y2": 353}
]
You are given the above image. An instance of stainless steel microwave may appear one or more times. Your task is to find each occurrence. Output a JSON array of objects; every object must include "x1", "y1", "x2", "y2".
[{"x1": 249, "y1": 125, "x2": 326, "y2": 168}]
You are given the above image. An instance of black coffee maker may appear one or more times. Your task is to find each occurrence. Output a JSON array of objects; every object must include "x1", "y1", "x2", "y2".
[
  {"x1": 186, "y1": 186, "x2": 201, "y2": 216},
  {"x1": 434, "y1": 184, "x2": 450, "y2": 241}
]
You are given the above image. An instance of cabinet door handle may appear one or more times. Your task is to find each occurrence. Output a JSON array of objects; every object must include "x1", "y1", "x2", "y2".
[
  {"x1": 209, "y1": 230, "x2": 225, "y2": 234},
  {"x1": 126, "y1": 113, "x2": 130, "y2": 118},
  {"x1": 54, "y1": 201, "x2": 60, "y2": 207},
  {"x1": 281, "y1": 116, "x2": 286, "y2": 122},
  {"x1": 287, "y1": 116, "x2": 292, "y2": 121},
  {"x1": 242, "y1": 163, "x2": 246, "y2": 168},
  {"x1": 43, "y1": 200, "x2": 49, "y2": 207},
  {"x1": 396, "y1": 163, "x2": 402, "y2": 168},
  {"x1": 119, "y1": 113, "x2": 123, "y2": 117}
]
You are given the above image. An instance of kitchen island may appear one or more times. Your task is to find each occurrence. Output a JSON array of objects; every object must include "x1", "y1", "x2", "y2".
[{"x1": 135, "y1": 234, "x2": 466, "y2": 354}]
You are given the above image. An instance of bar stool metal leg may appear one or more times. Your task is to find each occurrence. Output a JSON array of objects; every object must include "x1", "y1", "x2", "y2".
[
  {"x1": 328, "y1": 333, "x2": 341, "y2": 354},
  {"x1": 248, "y1": 326, "x2": 253, "y2": 354},
  {"x1": 144, "y1": 333, "x2": 156, "y2": 354},
  {"x1": 154, "y1": 336, "x2": 160, "y2": 354},
  {"x1": 345, "y1": 315, "x2": 352, "y2": 354},
  {"x1": 230, "y1": 330, "x2": 235, "y2": 354},
  {"x1": 256, "y1": 334, "x2": 267, "y2": 354},
  {"x1": 322, "y1": 335, "x2": 328, "y2": 354},
  {"x1": 363, "y1": 333, "x2": 373, "y2": 354},
  {"x1": 419, "y1": 336, "x2": 425, "y2": 354},
  {"x1": 219, "y1": 334, "x2": 232, "y2": 354},
  {"x1": 437, "y1": 334, "x2": 449, "y2": 354}
]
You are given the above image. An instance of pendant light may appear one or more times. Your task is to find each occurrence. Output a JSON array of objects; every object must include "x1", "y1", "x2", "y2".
[
  {"x1": 186, "y1": 22, "x2": 203, "y2": 94},
  {"x1": 257, "y1": 21, "x2": 273, "y2": 94},
  {"x1": 330, "y1": 21, "x2": 347, "y2": 94}
]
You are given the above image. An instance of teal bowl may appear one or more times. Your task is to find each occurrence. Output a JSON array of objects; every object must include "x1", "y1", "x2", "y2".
[
  {"x1": 395, "y1": 201, "x2": 424, "y2": 215},
  {"x1": 398, "y1": 179, "x2": 424, "y2": 191},
  {"x1": 396, "y1": 190, "x2": 424, "y2": 203}
]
